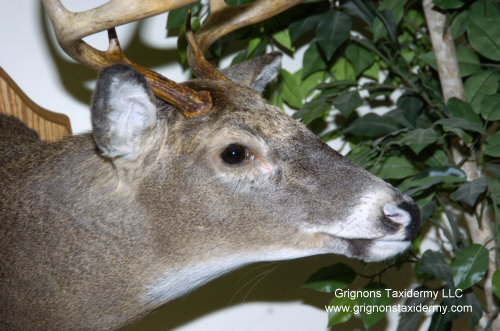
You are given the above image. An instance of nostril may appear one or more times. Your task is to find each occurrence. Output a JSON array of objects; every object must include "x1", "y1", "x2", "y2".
[
  {"x1": 383, "y1": 204, "x2": 410, "y2": 225},
  {"x1": 385, "y1": 213, "x2": 406, "y2": 223}
]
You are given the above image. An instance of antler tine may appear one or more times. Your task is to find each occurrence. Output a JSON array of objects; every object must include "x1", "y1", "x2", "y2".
[
  {"x1": 42, "y1": 0, "x2": 198, "y2": 71},
  {"x1": 194, "y1": 0, "x2": 306, "y2": 55},
  {"x1": 185, "y1": 11, "x2": 228, "y2": 81},
  {"x1": 42, "y1": 0, "x2": 212, "y2": 116}
]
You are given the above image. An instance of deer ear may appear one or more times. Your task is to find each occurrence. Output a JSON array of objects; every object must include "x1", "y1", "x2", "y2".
[
  {"x1": 221, "y1": 52, "x2": 282, "y2": 93},
  {"x1": 91, "y1": 64, "x2": 157, "y2": 159}
]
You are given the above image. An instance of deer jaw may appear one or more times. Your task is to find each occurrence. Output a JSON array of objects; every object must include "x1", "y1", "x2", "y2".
[
  {"x1": 105, "y1": 68, "x2": 421, "y2": 308},
  {"x1": 0, "y1": 56, "x2": 419, "y2": 330},
  {"x1": 0, "y1": 1, "x2": 423, "y2": 329}
]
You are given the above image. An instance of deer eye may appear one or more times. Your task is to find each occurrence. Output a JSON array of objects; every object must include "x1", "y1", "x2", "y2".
[{"x1": 220, "y1": 144, "x2": 249, "y2": 166}]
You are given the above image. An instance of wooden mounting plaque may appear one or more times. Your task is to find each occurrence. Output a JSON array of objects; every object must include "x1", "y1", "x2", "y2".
[{"x1": 0, "y1": 67, "x2": 72, "y2": 141}]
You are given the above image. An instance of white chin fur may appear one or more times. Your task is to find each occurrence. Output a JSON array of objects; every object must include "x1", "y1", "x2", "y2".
[{"x1": 364, "y1": 240, "x2": 411, "y2": 262}]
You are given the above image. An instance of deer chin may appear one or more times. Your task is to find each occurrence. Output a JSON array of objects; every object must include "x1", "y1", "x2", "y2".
[
  {"x1": 319, "y1": 234, "x2": 412, "y2": 262},
  {"x1": 361, "y1": 239, "x2": 412, "y2": 262}
]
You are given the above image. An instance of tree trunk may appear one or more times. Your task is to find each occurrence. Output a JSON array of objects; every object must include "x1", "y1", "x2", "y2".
[{"x1": 422, "y1": 0, "x2": 498, "y2": 328}]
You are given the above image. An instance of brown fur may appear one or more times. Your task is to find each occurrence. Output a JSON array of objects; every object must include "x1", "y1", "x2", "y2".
[{"x1": 0, "y1": 55, "x2": 419, "y2": 330}]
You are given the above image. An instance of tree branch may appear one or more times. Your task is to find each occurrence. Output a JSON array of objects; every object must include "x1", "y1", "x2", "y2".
[{"x1": 422, "y1": 0, "x2": 498, "y2": 327}]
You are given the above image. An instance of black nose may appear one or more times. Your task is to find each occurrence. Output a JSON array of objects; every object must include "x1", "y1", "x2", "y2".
[{"x1": 398, "y1": 200, "x2": 421, "y2": 240}]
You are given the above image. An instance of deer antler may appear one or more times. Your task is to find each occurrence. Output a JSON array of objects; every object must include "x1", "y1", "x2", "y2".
[
  {"x1": 186, "y1": 0, "x2": 304, "y2": 79},
  {"x1": 43, "y1": 0, "x2": 305, "y2": 115},
  {"x1": 42, "y1": 0, "x2": 197, "y2": 71},
  {"x1": 193, "y1": 0, "x2": 306, "y2": 54},
  {"x1": 42, "y1": 0, "x2": 212, "y2": 117},
  {"x1": 185, "y1": 11, "x2": 228, "y2": 81}
]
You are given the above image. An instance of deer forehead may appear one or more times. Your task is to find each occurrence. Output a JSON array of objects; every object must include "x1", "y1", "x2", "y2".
[{"x1": 166, "y1": 80, "x2": 312, "y2": 152}]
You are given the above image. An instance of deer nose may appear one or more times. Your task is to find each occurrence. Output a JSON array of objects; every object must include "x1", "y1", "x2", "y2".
[{"x1": 383, "y1": 200, "x2": 421, "y2": 239}]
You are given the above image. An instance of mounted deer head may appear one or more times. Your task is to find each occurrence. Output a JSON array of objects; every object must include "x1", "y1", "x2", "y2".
[{"x1": 0, "y1": 0, "x2": 420, "y2": 330}]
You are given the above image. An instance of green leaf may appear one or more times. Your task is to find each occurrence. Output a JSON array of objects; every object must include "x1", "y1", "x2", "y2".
[
  {"x1": 298, "y1": 70, "x2": 324, "y2": 99},
  {"x1": 359, "y1": 283, "x2": 391, "y2": 330},
  {"x1": 375, "y1": 9, "x2": 400, "y2": 49},
  {"x1": 396, "y1": 286, "x2": 432, "y2": 331},
  {"x1": 344, "y1": 113, "x2": 400, "y2": 137},
  {"x1": 327, "y1": 294, "x2": 357, "y2": 327},
  {"x1": 422, "y1": 149, "x2": 447, "y2": 167},
  {"x1": 439, "y1": 289, "x2": 469, "y2": 324},
  {"x1": 347, "y1": 145, "x2": 375, "y2": 167},
  {"x1": 331, "y1": 57, "x2": 356, "y2": 81},
  {"x1": 414, "y1": 166, "x2": 466, "y2": 181},
  {"x1": 450, "y1": 9, "x2": 468, "y2": 39},
  {"x1": 452, "y1": 244, "x2": 489, "y2": 290},
  {"x1": 468, "y1": 13, "x2": 500, "y2": 61},
  {"x1": 452, "y1": 178, "x2": 489, "y2": 207},
  {"x1": 316, "y1": 80, "x2": 358, "y2": 90},
  {"x1": 413, "y1": 191, "x2": 436, "y2": 215},
  {"x1": 464, "y1": 70, "x2": 499, "y2": 114},
  {"x1": 363, "y1": 60, "x2": 380, "y2": 80},
  {"x1": 397, "y1": 95, "x2": 424, "y2": 128},
  {"x1": 302, "y1": 42, "x2": 327, "y2": 79},
  {"x1": 417, "y1": 250, "x2": 454, "y2": 285},
  {"x1": 345, "y1": 44, "x2": 375, "y2": 77},
  {"x1": 293, "y1": 99, "x2": 330, "y2": 124},
  {"x1": 433, "y1": 0, "x2": 465, "y2": 10},
  {"x1": 316, "y1": 11, "x2": 352, "y2": 60},
  {"x1": 384, "y1": 110, "x2": 414, "y2": 131},
  {"x1": 379, "y1": 0, "x2": 408, "y2": 25},
  {"x1": 404, "y1": 179, "x2": 441, "y2": 196},
  {"x1": 176, "y1": 17, "x2": 201, "y2": 64},
  {"x1": 455, "y1": 46, "x2": 482, "y2": 77},
  {"x1": 403, "y1": 9, "x2": 424, "y2": 34},
  {"x1": 468, "y1": 0, "x2": 500, "y2": 19},
  {"x1": 434, "y1": 118, "x2": 487, "y2": 135},
  {"x1": 341, "y1": 0, "x2": 376, "y2": 26},
  {"x1": 404, "y1": 166, "x2": 466, "y2": 193},
  {"x1": 376, "y1": 0, "x2": 405, "y2": 48},
  {"x1": 402, "y1": 128, "x2": 438, "y2": 154},
  {"x1": 320, "y1": 129, "x2": 341, "y2": 143},
  {"x1": 371, "y1": 128, "x2": 408, "y2": 148},
  {"x1": 486, "y1": 164, "x2": 500, "y2": 181},
  {"x1": 302, "y1": 263, "x2": 356, "y2": 293},
  {"x1": 466, "y1": 291, "x2": 484, "y2": 329},
  {"x1": 230, "y1": 51, "x2": 247, "y2": 66},
  {"x1": 272, "y1": 29, "x2": 295, "y2": 52},
  {"x1": 427, "y1": 306, "x2": 446, "y2": 330},
  {"x1": 480, "y1": 94, "x2": 500, "y2": 121},
  {"x1": 484, "y1": 130, "x2": 500, "y2": 157},
  {"x1": 446, "y1": 128, "x2": 473, "y2": 144},
  {"x1": 247, "y1": 36, "x2": 262, "y2": 58},
  {"x1": 447, "y1": 98, "x2": 483, "y2": 127},
  {"x1": 281, "y1": 69, "x2": 303, "y2": 109},
  {"x1": 289, "y1": 13, "x2": 324, "y2": 43},
  {"x1": 166, "y1": 2, "x2": 200, "y2": 29},
  {"x1": 372, "y1": 155, "x2": 418, "y2": 180},
  {"x1": 418, "y1": 201, "x2": 435, "y2": 223},
  {"x1": 333, "y1": 91, "x2": 363, "y2": 118},
  {"x1": 370, "y1": 17, "x2": 388, "y2": 43},
  {"x1": 247, "y1": 35, "x2": 268, "y2": 59},
  {"x1": 492, "y1": 269, "x2": 500, "y2": 299},
  {"x1": 177, "y1": 29, "x2": 188, "y2": 64}
]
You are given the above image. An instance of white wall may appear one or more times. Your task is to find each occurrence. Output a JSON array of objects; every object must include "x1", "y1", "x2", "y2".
[
  {"x1": 0, "y1": 0, "x2": 191, "y2": 134},
  {"x1": 0, "y1": 1, "x2": 421, "y2": 330}
]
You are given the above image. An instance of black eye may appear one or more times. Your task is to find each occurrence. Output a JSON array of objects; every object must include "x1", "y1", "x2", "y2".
[{"x1": 221, "y1": 144, "x2": 248, "y2": 165}]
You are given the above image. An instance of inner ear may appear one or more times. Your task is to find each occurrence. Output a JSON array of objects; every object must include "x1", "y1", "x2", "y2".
[
  {"x1": 91, "y1": 64, "x2": 157, "y2": 159},
  {"x1": 220, "y1": 52, "x2": 282, "y2": 93}
]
